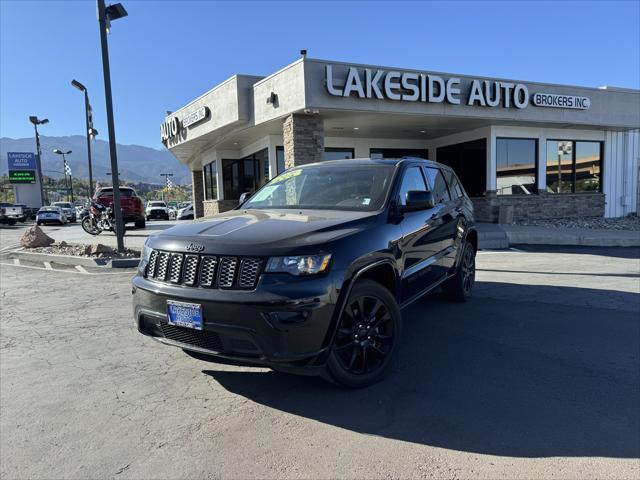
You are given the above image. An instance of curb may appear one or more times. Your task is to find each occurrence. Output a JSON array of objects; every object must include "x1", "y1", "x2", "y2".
[
  {"x1": 501, "y1": 229, "x2": 640, "y2": 248},
  {"x1": 11, "y1": 249, "x2": 140, "y2": 268}
]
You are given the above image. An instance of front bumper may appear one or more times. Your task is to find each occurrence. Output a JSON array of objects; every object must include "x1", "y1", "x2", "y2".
[
  {"x1": 146, "y1": 210, "x2": 169, "y2": 219},
  {"x1": 132, "y1": 272, "x2": 341, "y2": 374}
]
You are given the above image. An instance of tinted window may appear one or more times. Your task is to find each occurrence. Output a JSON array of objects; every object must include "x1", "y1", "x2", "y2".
[
  {"x1": 443, "y1": 170, "x2": 464, "y2": 199},
  {"x1": 98, "y1": 188, "x2": 135, "y2": 197},
  {"x1": 424, "y1": 167, "x2": 451, "y2": 203},
  {"x1": 398, "y1": 167, "x2": 427, "y2": 205},
  {"x1": 575, "y1": 141, "x2": 601, "y2": 192}
]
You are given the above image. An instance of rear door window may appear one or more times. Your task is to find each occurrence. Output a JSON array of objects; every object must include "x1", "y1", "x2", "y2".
[
  {"x1": 424, "y1": 167, "x2": 451, "y2": 204},
  {"x1": 443, "y1": 170, "x2": 464, "y2": 199}
]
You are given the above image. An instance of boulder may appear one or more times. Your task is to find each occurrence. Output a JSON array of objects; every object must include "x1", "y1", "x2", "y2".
[
  {"x1": 88, "y1": 243, "x2": 114, "y2": 255},
  {"x1": 20, "y1": 226, "x2": 55, "y2": 248}
]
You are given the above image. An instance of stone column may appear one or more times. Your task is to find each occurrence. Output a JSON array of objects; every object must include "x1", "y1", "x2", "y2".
[
  {"x1": 283, "y1": 113, "x2": 324, "y2": 169},
  {"x1": 191, "y1": 170, "x2": 204, "y2": 219}
]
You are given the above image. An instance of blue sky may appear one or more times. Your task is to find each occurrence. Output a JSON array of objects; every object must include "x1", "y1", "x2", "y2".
[{"x1": 1, "y1": 0, "x2": 638, "y2": 149}]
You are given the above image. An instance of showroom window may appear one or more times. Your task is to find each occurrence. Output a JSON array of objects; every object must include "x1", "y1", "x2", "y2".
[
  {"x1": 203, "y1": 162, "x2": 217, "y2": 200},
  {"x1": 370, "y1": 148, "x2": 429, "y2": 159},
  {"x1": 546, "y1": 140, "x2": 602, "y2": 193},
  {"x1": 275, "y1": 147, "x2": 354, "y2": 174},
  {"x1": 324, "y1": 148, "x2": 355, "y2": 160},
  {"x1": 496, "y1": 138, "x2": 537, "y2": 195}
]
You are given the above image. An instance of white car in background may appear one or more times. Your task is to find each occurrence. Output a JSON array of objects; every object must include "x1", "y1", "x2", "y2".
[
  {"x1": 36, "y1": 206, "x2": 68, "y2": 226},
  {"x1": 145, "y1": 201, "x2": 170, "y2": 221},
  {"x1": 177, "y1": 203, "x2": 194, "y2": 220}
]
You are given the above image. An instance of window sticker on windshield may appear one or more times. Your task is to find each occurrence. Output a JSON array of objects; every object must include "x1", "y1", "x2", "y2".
[
  {"x1": 250, "y1": 185, "x2": 278, "y2": 202},
  {"x1": 362, "y1": 198, "x2": 371, "y2": 205},
  {"x1": 271, "y1": 169, "x2": 302, "y2": 184}
]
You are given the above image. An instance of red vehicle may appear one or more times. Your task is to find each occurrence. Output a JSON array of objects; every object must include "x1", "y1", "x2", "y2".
[{"x1": 93, "y1": 186, "x2": 145, "y2": 229}]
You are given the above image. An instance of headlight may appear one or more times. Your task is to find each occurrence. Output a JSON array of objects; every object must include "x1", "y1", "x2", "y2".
[
  {"x1": 265, "y1": 254, "x2": 332, "y2": 276},
  {"x1": 139, "y1": 239, "x2": 153, "y2": 274}
]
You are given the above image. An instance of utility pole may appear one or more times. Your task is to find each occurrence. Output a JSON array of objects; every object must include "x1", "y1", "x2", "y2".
[
  {"x1": 71, "y1": 80, "x2": 98, "y2": 196},
  {"x1": 97, "y1": 0, "x2": 128, "y2": 251},
  {"x1": 29, "y1": 116, "x2": 49, "y2": 206}
]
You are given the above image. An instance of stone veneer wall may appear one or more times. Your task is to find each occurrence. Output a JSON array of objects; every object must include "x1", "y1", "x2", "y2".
[
  {"x1": 283, "y1": 114, "x2": 324, "y2": 168},
  {"x1": 191, "y1": 170, "x2": 204, "y2": 219},
  {"x1": 203, "y1": 199, "x2": 238, "y2": 217},
  {"x1": 472, "y1": 192, "x2": 605, "y2": 223}
]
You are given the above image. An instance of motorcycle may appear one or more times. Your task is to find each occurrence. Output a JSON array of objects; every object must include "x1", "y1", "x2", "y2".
[{"x1": 81, "y1": 201, "x2": 125, "y2": 236}]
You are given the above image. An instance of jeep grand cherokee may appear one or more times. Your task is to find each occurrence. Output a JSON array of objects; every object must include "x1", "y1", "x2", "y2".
[{"x1": 132, "y1": 158, "x2": 477, "y2": 387}]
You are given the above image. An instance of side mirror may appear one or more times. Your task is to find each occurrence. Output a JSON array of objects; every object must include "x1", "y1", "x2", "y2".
[
  {"x1": 238, "y1": 191, "x2": 253, "y2": 206},
  {"x1": 403, "y1": 190, "x2": 435, "y2": 212}
]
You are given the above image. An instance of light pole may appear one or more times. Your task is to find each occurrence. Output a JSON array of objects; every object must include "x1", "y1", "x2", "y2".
[
  {"x1": 97, "y1": 0, "x2": 128, "y2": 252},
  {"x1": 29, "y1": 116, "x2": 48, "y2": 206},
  {"x1": 71, "y1": 79, "x2": 98, "y2": 196},
  {"x1": 53, "y1": 149, "x2": 74, "y2": 202}
]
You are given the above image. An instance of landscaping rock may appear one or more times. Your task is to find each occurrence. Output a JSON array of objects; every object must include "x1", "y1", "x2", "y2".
[
  {"x1": 20, "y1": 226, "x2": 55, "y2": 248},
  {"x1": 89, "y1": 243, "x2": 114, "y2": 255}
]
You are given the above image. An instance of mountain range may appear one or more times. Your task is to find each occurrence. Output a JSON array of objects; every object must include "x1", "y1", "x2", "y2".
[{"x1": 0, "y1": 135, "x2": 191, "y2": 185}]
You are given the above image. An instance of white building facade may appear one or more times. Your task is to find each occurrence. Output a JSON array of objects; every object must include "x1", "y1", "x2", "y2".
[{"x1": 161, "y1": 57, "x2": 640, "y2": 221}]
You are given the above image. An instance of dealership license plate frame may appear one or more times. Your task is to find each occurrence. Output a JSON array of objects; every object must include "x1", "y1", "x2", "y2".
[{"x1": 166, "y1": 300, "x2": 203, "y2": 330}]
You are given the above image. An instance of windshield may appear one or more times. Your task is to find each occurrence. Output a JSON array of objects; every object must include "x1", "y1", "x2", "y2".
[
  {"x1": 243, "y1": 164, "x2": 395, "y2": 211},
  {"x1": 53, "y1": 203, "x2": 72, "y2": 208},
  {"x1": 149, "y1": 202, "x2": 166, "y2": 207},
  {"x1": 39, "y1": 207, "x2": 60, "y2": 213}
]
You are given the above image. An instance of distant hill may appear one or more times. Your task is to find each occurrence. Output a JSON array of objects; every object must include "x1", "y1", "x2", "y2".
[{"x1": 0, "y1": 135, "x2": 191, "y2": 185}]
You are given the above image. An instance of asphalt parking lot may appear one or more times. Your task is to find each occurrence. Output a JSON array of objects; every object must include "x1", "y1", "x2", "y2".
[{"x1": 1, "y1": 224, "x2": 639, "y2": 479}]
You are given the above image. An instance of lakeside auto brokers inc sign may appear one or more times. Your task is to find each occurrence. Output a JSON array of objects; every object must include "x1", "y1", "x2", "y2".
[
  {"x1": 161, "y1": 106, "x2": 210, "y2": 144},
  {"x1": 7, "y1": 152, "x2": 37, "y2": 184},
  {"x1": 324, "y1": 65, "x2": 591, "y2": 110}
]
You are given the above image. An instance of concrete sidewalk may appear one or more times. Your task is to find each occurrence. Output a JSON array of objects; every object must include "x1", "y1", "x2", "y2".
[{"x1": 477, "y1": 223, "x2": 640, "y2": 248}]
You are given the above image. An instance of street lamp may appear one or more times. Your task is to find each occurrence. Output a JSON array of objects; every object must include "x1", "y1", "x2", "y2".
[
  {"x1": 96, "y1": 0, "x2": 128, "y2": 251},
  {"x1": 29, "y1": 116, "x2": 49, "y2": 206},
  {"x1": 71, "y1": 79, "x2": 96, "y2": 196},
  {"x1": 53, "y1": 149, "x2": 74, "y2": 202}
]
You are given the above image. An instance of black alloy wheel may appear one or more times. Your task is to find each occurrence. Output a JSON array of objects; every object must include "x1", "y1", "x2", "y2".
[
  {"x1": 326, "y1": 279, "x2": 401, "y2": 388},
  {"x1": 461, "y1": 243, "x2": 475, "y2": 295},
  {"x1": 442, "y1": 239, "x2": 476, "y2": 302}
]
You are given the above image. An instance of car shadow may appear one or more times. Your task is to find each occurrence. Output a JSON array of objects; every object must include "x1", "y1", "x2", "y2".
[{"x1": 203, "y1": 282, "x2": 640, "y2": 459}]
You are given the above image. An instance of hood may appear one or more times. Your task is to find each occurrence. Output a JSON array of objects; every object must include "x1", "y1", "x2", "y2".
[{"x1": 149, "y1": 208, "x2": 379, "y2": 254}]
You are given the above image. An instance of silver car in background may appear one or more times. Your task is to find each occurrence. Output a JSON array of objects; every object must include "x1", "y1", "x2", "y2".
[
  {"x1": 36, "y1": 206, "x2": 68, "y2": 226},
  {"x1": 52, "y1": 202, "x2": 77, "y2": 222}
]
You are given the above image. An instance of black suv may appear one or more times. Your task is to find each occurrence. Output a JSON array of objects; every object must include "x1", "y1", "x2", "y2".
[{"x1": 133, "y1": 158, "x2": 477, "y2": 387}]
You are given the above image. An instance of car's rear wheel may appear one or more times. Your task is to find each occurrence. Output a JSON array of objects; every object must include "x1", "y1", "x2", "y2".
[
  {"x1": 135, "y1": 219, "x2": 146, "y2": 229},
  {"x1": 324, "y1": 279, "x2": 401, "y2": 388},
  {"x1": 442, "y1": 239, "x2": 476, "y2": 302}
]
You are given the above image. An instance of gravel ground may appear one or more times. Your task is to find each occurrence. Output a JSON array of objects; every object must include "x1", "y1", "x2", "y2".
[
  {"x1": 516, "y1": 215, "x2": 639, "y2": 231},
  {"x1": 27, "y1": 242, "x2": 140, "y2": 258}
]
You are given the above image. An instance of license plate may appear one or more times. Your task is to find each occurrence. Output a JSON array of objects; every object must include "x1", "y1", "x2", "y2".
[
  {"x1": 45, "y1": 214, "x2": 53, "y2": 218},
  {"x1": 167, "y1": 300, "x2": 203, "y2": 330}
]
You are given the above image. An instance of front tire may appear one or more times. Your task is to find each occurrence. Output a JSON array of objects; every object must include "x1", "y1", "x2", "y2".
[
  {"x1": 442, "y1": 240, "x2": 476, "y2": 302},
  {"x1": 324, "y1": 279, "x2": 401, "y2": 388}
]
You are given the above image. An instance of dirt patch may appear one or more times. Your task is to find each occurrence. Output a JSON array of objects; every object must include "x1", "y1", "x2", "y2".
[{"x1": 28, "y1": 242, "x2": 140, "y2": 258}]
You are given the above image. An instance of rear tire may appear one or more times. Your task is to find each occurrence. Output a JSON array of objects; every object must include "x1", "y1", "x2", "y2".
[
  {"x1": 442, "y1": 240, "x2": 476, "y2": 302},
  {"x1": 324, "y1": 279, "x2": 401, "y2": 388},
  {"x1": 135, "y1": 219, "x2": 146, "y2": 229}
]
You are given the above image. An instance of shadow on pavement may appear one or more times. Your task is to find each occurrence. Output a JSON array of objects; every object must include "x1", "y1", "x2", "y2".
[{"x1": 203, "y1": 282, "x2": 640, "y2": 459}]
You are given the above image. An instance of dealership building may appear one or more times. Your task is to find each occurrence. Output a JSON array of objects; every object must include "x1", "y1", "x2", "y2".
[{"x1": 161, "y1": 57, "x2": 640, "y2": 221}]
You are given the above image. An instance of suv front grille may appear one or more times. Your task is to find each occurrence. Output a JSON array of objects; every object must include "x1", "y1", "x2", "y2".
[{"x1": 145, "y1": 249, "x2": 262, "y2": 290}]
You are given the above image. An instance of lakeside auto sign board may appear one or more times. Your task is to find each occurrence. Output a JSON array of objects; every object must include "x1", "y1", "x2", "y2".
[
  {"x1": 324, "y1": 65, "x2": 591, "y2": 110},
  {"x1": 7, "y1": 152, "x2": 36, "y2": 184}
]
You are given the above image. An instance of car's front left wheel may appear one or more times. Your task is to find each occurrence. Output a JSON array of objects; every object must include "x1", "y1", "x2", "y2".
[{"x1": 324, "y1": 279, "x2": 401, "y2": 388}]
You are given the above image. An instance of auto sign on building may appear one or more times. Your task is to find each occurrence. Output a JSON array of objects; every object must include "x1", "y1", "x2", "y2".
[{"x1": 159, "y1": 56, "x2": 640, "y2": 221}]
